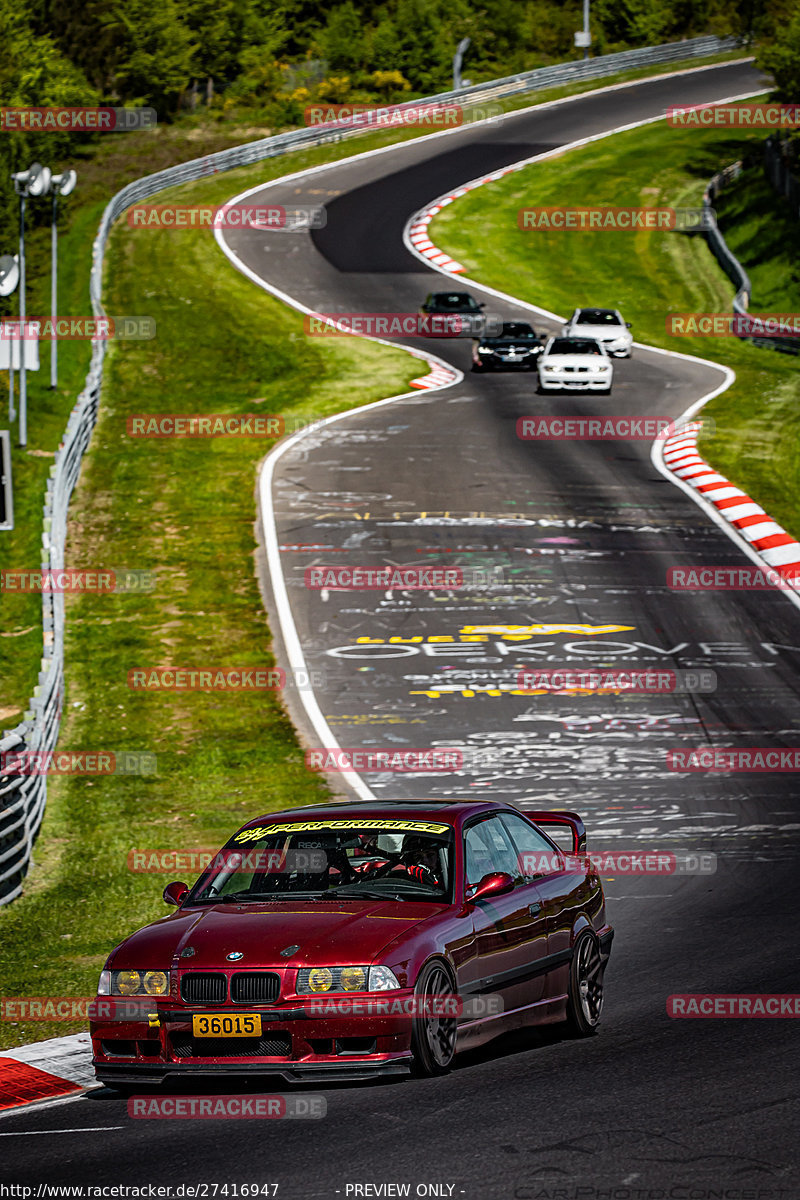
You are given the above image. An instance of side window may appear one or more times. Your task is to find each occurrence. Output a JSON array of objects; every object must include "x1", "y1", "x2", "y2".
[
  {"x1": 464, "y1": 817, "x2": 520, "y2": 889},
  {"x1": 500, "y1": 813, "x2": 562, "y2": 880}
]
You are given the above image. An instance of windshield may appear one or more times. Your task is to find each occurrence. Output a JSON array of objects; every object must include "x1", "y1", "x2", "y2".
[
  {"x1": 433, "y1": 294, "x2": 477, "y2": 310},
  {"x1": 497, "y1": 323, "x2": 537, "y2": 339},
  {"x1": 188, "y1": 819, "x2": 455, "y2": 904},
  {"x1": 548, "y1": 338, "x2": 603, "y2": 355},
  {"x1": 576, "y1": 310, "x2": 621, "y2": 325}
]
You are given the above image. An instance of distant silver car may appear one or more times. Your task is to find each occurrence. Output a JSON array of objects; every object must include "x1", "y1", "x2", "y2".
[
  {"x1": 537, "y1": 337, "x2": 614, "y2": 393},
  {"x1": 562, "y1": 308, "x2": 633, "y2": 357}
]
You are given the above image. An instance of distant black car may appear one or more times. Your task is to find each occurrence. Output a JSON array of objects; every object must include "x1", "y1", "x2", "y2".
[
  {"x1": 419, "y1": 291, "x2": 487, "y2": 336},
  {"x1": 471, "y1": 321, "x2": 544, "y2": 371}
]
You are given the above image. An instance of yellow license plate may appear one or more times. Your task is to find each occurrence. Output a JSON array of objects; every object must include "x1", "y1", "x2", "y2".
[{"x1": 192, "y1": 1013, "x2": 262, "y2": 1038}]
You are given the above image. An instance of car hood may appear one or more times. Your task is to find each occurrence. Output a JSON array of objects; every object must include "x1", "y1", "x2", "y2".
[
  {"x1": 109, "y1": 900, "x2": 438, "y2": 970},
  {"x1": 541, "y1": 354, "x2": 608, "y2": 368},
  {"x1": 570, "y1": 324, "x2": 628, "y2": 339}
]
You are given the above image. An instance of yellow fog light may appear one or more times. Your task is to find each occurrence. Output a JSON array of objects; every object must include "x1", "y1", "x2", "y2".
[
  {"x1": 143, "y1": 970, "x2": 169, "y2": 996},
  {"x1": 340, "y1": 967, "x2": 367, "y2": 992},
  {"x1": 117, "y1": 969, "x2": 141, "y2": 995},
  {"x1": 308, "y1": 968, "x2": 333, "y2": 993}
]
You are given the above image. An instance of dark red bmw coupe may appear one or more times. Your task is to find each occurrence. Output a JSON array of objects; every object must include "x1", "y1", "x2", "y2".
[{"x1": 91, "y1": 800, "x2": 613, "y2": 1086}]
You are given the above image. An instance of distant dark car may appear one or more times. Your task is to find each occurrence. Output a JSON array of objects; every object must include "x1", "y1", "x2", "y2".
[
  {"x1": 472, "y1": 321, "x2": 544, "y2": 371},
  {"x1": 419, "y1": 291, "x2": 487, "y2": 336},
  {"x1": 90, "y1": 799, "x2": 613, "y2": 1086}
]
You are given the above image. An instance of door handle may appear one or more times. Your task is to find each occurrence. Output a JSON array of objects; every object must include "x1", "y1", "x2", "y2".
[{"x1": 528, "y1": 902, "x2": 542, "y2": 916}]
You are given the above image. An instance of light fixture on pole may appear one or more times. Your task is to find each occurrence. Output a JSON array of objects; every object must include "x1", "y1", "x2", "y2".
[
  {"x1": 11, "y1": 162, "x2": 51, "y2": 447},
  {"x1": 574, "y1": 0, "x2": 591, "y2": 60},
  {"x1": 0, "y1": 253, "x2": 20, "y2": 425},
  {"x1": 48, "y1": 170, "x2": 76, "y2": 390},
  {"x1": 453, "y1": 37, "x2": 471, "y2": 91}
]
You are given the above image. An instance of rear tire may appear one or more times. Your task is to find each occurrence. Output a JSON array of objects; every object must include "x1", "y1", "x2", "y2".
[
  {"x1": 410, "y1": 961, "x2": 457, "y2": 1076},
  {"x1": 564, "y1": 931, "x2": 604, "y2": 1037}
]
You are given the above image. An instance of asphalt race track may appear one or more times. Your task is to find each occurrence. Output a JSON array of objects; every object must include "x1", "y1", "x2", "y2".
[{"x1": 5, "y1": 60, "x2": 800, "y2": 1199}]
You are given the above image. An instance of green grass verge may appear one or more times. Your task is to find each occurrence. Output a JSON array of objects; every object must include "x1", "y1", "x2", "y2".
[{"x1": 427, "y1": 110, "x2": 800, "y2": 536}]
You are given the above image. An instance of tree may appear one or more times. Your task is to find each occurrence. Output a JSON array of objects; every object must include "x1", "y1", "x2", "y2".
[{"x1": 758, "y1": 6, "x2": 800, "y2": 99}]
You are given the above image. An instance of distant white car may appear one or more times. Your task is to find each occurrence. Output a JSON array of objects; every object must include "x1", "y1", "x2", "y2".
[
  {"x1": 561, "y1": 308, "x2": 633, "y2": 357},
  {"x1": 537, "y1": 336, "x2": 614, "y2": 393}
]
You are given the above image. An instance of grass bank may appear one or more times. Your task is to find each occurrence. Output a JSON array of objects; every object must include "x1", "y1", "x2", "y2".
[{"x1": 426, "y1": 112, "x2": 800, "y2": 536}]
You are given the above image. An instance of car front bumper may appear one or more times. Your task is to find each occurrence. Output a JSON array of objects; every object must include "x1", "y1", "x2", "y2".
[
  {"x1": 91, "y1": 995, "x2": 419, "y2": 1084},
  {"x1": 538, "y1": 372, "x2": 612, "y2": 390}
]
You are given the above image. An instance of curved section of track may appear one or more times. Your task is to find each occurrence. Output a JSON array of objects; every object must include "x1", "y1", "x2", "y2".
[{"x1": 7, "y1": 61, "x2": 800, "y2": 1199}]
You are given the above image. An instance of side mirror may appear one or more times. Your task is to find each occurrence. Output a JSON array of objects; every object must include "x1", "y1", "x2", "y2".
[
  {"x1": 478, "y1": 301, "x2": 486, "y2": 309},
  {"x1": 626, "y1": 322, "x2": 632, "y2": 328},
  {"x1": 163, "y1": 880, "x2": 189, "y2": 907},
  {"x1": 467, "y1": 871, "x2": 515, "y2": 902}
]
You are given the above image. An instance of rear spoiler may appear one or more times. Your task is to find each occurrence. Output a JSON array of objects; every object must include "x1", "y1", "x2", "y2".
[{"x1": 526, "y1": 811, "x2": 586, "y2": 855}]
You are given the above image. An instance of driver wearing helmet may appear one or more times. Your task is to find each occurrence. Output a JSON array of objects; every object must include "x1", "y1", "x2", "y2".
[{"x1": 390, "y1": 834, "x2": 443, "y2": 887}]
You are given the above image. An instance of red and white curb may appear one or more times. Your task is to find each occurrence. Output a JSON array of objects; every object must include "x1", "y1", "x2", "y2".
[
  {"x1": 407, "y1": 167, "x2": 524, "y2": 275},
  {"x1": 409, "y1": 361, "x2": 459, "y2": 388},
  {"x1": 0, "y1": 1033, "x2": 97, "y2": 1113},
  {"x1": 661, "y1": 422, "x2": 800, "y2": 579}
]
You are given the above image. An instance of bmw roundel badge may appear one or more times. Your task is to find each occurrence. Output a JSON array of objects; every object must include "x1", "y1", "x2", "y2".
[{"x1": 226, "y1": 951, "x2": 244, "y2": 961}]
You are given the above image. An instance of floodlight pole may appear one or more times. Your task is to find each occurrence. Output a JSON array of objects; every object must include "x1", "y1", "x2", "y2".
[
  {"x1": 17, "y1": 189, "x2": 27, "y2": 446},
  {"x1": 583, "y1": 0, "x2": 590, "y2": 59},
  {"x1": 50, "y1": 189, "x2": 57, "y2": 388}
]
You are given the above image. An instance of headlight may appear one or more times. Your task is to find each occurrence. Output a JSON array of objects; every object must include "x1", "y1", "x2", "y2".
[
  {"x1": 296, "y1": 965, "x2": 400, "y2": 994},
  {"x1": 144, "y1": 970, "x2": 169, "y2": 995},
  {"x1": 477, "y1": 347, "x2": 493, "y2": 355},
  {"x1": 543, "y1": 365, "x2": 558, "y2": 372},
  {"x1": 98, "y1": 968, "x2": 171, "y2": 996},
  {"x1": 368, "y1": 966, "x2": 400, "y2": 991}
]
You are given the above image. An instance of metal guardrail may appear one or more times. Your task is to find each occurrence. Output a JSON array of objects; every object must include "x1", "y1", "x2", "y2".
[
  {"x1": 0, "y1": 33, "x2": 741, "y2": 905},
  {"x1": 763, "y1": 136, "x2": 800, "y2": 217},
  {"x1": 703, "y1": 160, "x2": 800, "y2": 354},
  {"x1": 703, "y1": 163, "x2": 752, "y2": 314}
]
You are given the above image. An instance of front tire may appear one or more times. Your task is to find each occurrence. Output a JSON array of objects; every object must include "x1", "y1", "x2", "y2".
[
  {"x1": 564, "y1": 930, "x2": 604, "y2": 1037},
  {"x1": 410, "y1": 961, "x2": 457, "y2": 1076}
]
